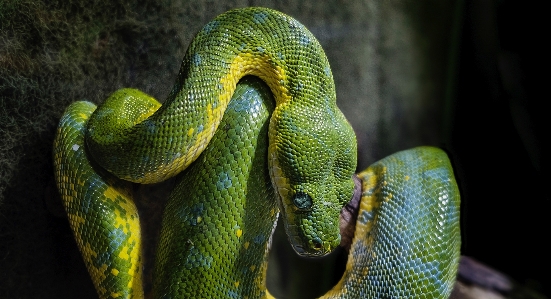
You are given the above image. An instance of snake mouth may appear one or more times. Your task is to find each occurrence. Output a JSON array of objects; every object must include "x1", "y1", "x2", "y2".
[
  {"x1": 291, "y1": 243, "x2": 326, "y2": 257},
  {"x1": 290, "y1": 242, "x2": 333, "y2": 257},
  {"x1": 287, "y1": 231, "x2": 338, "y2": 257}
]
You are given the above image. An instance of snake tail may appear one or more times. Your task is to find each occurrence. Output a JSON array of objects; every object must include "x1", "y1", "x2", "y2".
[{"x1": 53, "y1": 101, "x2": 144, "y2": 299}]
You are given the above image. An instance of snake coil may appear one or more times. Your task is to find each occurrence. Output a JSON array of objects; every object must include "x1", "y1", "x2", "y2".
[{"x1": 54, "y1": 7, "x2": 460, "y2": 299}]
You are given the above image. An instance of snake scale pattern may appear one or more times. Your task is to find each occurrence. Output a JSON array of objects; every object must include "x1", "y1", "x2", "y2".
[{"x1": 53, "y1": 7, "x2": 460, "y2": 299}]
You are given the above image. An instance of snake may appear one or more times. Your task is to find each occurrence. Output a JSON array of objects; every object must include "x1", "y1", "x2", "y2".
[{"x1": 53, "y1": 7, "x2": 461, "y2": 299}]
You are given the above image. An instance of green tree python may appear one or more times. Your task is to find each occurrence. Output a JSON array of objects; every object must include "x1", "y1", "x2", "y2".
[{"x1": 53, "y1": 7, "x2": 461, "y2": 299}]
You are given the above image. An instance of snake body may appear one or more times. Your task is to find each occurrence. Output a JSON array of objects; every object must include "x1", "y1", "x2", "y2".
[{"x1": 53, "y1": 7, "x2": 460, "y2": 299}]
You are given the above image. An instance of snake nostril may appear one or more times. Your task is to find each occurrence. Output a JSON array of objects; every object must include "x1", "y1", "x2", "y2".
[{"x1": 312, "y1": 237, "x2": 322, "y2": 249}]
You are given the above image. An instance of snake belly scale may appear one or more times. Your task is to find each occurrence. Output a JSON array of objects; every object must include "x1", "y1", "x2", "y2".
[{"x1": 53, "y1": 7, "x2": 460, "y2": 299}]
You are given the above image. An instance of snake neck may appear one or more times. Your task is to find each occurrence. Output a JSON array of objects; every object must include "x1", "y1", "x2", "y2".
[{"x1": 86, "y1": 7, "x2": 339, "y2": 184}]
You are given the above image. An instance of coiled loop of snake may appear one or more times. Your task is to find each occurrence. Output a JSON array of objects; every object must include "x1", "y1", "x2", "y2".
[
  {"x1": 85, "y1": 6, "x2": 357, "y2": 257},
  {"x1": 53, "y1": 7, "x2": 460, "y2": 299}
]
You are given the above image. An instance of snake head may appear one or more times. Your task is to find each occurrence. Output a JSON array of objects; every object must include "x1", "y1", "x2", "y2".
[
  {"x1": 269, "y1": 104, "x2": 357, "y2": 257},
  {"x1": 281, "y1": 185, "x2": 355, "y2": 256}
]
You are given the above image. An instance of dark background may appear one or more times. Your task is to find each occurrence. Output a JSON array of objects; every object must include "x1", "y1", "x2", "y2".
[{"x1": 451, "y1": 0, "x2": 548, "y2": 295}]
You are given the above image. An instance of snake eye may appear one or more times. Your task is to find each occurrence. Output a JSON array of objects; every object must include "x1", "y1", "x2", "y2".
[{"x1": 292, "y1": 192, "x2": 312, "y2": 210}]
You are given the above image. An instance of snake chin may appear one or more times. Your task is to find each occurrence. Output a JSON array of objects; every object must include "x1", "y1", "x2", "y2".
[
  {"x1": 289, "y1": 240, "x2": 331, "y2": 257},
  {"x1": 286, "y1": 227, "x2": 340, "y2": 257}
]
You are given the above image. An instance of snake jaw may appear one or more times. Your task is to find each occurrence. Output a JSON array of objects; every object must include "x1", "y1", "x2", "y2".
[
  {"x1": 287, "y1": 230, "x2": 340, "y2": 257},
  {"x1": 287, "y1": 233, "x2": 336, "y2": 257}
]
